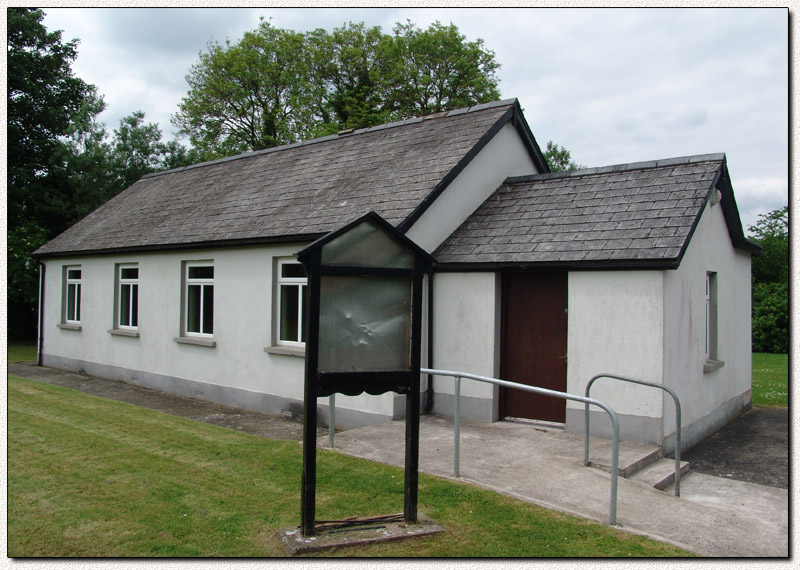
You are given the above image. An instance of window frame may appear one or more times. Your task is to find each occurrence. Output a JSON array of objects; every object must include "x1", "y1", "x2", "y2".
[
  {"x1": 116, "y1": 263, "x2": 139, "y2": 331},
  {"x1": 183, "y1": 261, "x2": 215, "y2": 338},
  {"x1": 703, "y1": 271, "x2": 724, "y2": 372},
  {"x1": 275, "y1": 258, "x2": 307, "y2": 348},
  {"x1": 705, "y1": 272, "x2": 717, "y2": 360},
  {"x1": 63, "y1": 265, "x2": 82, "y2": 325}
]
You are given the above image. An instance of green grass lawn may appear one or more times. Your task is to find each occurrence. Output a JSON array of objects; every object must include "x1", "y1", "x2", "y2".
[
  {"x1": 751, "y1": 352, "x2": 789, "y2": 407},
  {"x1": 7, "y1": 375, "x2": 690, "y2": 558},
  {"x1": 8, "y1": 341, "x2": 37, "y2": 363}
]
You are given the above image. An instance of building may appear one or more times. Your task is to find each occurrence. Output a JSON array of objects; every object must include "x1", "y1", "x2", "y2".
[{"x1": 33, "y1": 98, "x2": 760, "y2": 450}]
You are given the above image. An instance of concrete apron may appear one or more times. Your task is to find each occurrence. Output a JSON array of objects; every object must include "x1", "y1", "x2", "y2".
[{"x1": 320, "y1": 414, "x2": 788, "y2": 557}]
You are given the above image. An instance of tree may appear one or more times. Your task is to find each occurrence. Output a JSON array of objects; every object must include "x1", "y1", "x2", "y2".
[
  {"x1": 7, "y1": 8, "x2": 103, "y2": 339},
  {"x1": 751, "y1": 282, "x2": 789, "y2": 354},
  {"x1": 109, "y1": 111, "x2": 201, "y2": 186},
  {"x1": 161, "y1": 139, "x2": 204, "y2": 171},
  {"x1": 315, "y1": 22, "x2": 396, "y2": 129},
  {"x1": 7, "y1": 222, "x2": 48, "y2": 339},
  {"x1": 46, "y1": 87, "x2": 113, "y2": 234},
  {"x1": 173, "y1": 19, "x2": 326, "y2": 158},
  {"x1": 8, "y1": 8, "x2": 100, "y2": 228},
  {"x1": 390, "y1": 21, "x2": 500, "y2": 117},
  {"x1": 749, "y1": 206, "x2": 788, "y2": 284},
  {"x1": 543, "y1": 140, "x2": 585, "y2": 172},
  {"x1": 37, "y1": 109, "x2": 191, "y2": 239},
  {"x1": 748, "y1": 206, "x2": 789, "y2": 353},
  {"x1": 110, "y1": 111, "x2": 173, "y2": 188},
  {"x1": 172, "y1": 19, "x2": 502, "y2": 157}
]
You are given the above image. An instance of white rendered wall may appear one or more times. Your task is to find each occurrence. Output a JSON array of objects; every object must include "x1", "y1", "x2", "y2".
[
  {"x1": 406, "y1": 122, "x2": 541, "y2": 253},
  {"x1": 662, "y1": 200, "x2": 753, "y2": 438},
  {"x1": 41, "y1": 245, "x2": 396, "y2": 420},
  {"x1": 566, "y1": 271, "x2": 665, "y2": 420},
  {"x1": 430, "y1": 272, "x2": 499, "y2": 417}
]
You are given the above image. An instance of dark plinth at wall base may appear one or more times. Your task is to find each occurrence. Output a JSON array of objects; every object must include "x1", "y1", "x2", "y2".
[{"x1": 277, "y1": 514, "x2": 445, "y2": 555}]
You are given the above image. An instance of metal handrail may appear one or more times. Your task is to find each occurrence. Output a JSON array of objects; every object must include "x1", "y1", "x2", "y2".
[
  {"x1": 421, "y1": 367, "x2": 621, "y2": 526},
  {"x1": 584, "y1": 373, "x2": 682, "y2": 497}
]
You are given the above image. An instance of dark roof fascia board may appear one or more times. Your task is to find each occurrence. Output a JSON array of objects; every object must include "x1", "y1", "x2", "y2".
[
  {"x1": 432, "y1": 258, "x2": 681, "y2": 273},
  {"x1": 397, "y1": 100, "x2": 548, "y2": 234},
  {"x1": 508, "y1": 101, "x2": 550, "y2": 174},
  {"x1": 716, "y1": 160, "x2": 762, "y2": 255},
  {"x1": 31, "y1": 233, "x2": 327, "y2": 260},
  {"x1": 298, "y1": 210, "x2": 436, "y2": 265},
  {"x1": 741, "y1": 236, "x2": 764, "y2": 254}
]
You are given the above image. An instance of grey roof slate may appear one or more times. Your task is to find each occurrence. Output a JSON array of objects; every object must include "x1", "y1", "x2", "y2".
[
  {"x1": 35, "y1": 99, "x2": 521, "y2": 257},
  {"x1": 434, "y1": 154, "x2": 742, "y2": 267}
]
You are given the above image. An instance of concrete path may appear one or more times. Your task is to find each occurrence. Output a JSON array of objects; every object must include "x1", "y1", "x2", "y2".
[{"x1": 322, "y1": 415, "x2": 788, "y2": 557}]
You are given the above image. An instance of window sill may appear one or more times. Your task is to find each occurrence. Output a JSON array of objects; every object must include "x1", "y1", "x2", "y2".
[
  {"x1": 109, "y1": 329, "x2": 140, "y2": 338},
  {"x1": 264, "y1": 345, "x2": 305, "y2": 358},
  {"x1": 57, "y1": 323, "x2": 82, "y2": 331},
  {"x1": 174, "y1": 336, "x2": 216, "y2": 348},
  {"x1": 703, "y1": 359, "x2": 725, "y2": 373}
]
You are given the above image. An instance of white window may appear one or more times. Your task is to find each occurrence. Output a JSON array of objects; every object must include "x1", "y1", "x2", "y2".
[
  {"x1": 184, "y1": 263, "x2": 214, "y2": 337},
  {"x1": 64, "y1": 266, "x2": 82, "y2": 324},
  {"x1": 705, "y1": 272, "x2": 718, "y2": 361},
  {"x1": 116, "y1": 264, "x2": 139, "y2": 330},
  {"x1": 276, "y1": 259, "x2": 307, "y2": 346}
]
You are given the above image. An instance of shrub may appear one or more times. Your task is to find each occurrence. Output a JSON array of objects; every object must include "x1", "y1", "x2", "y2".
[{"x1": 752, "y1": 281, "x2": 789, "y2": 353}]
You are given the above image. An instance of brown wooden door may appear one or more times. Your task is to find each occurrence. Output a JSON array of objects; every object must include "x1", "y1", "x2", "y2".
[{"x1": 500, "y1": 272, "x2": 568, "y2": 422}]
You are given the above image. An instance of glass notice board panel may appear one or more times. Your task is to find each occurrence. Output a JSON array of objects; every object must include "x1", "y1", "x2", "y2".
[
  {"x1": 320, "y1": 220, "x2": 414, "y2": 269},
  {"x1": 318, "y1": 276, "x2": 412, "y2": 372}
]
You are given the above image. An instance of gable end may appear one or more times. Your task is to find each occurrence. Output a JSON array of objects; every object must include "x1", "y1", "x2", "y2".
[
  {"x1": 677, "y1": 157, "x2": 762, "y2": 267},
  {"x1": 397, "y1": 100, "x2": 549, "y2": 234}
]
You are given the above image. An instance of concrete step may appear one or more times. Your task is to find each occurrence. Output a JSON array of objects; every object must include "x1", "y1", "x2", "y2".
[
  {"x1": 628, "y1": 457, "x2": 692, "y2": 490},
  {"x1": 589, "y1": 446, "x2": 663, "y2": 477}
]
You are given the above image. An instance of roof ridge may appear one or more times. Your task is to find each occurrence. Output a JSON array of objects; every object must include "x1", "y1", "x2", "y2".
[
  {"x1": 142, "y1": 98, "x2": 519, "y2": 181},
  {"x1": 505, "y1": 152, "x2": 726, "y2": 184}
]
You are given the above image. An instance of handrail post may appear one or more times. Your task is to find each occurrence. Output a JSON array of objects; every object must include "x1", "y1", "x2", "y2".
[
  {"x1": 328, "y1": 394, "x2": 335, "y2": 449},
  {"x1": 609, "y1": 409, "x2": 619, "y2": 526},
  {"x1": 454, "y1": 376, "x2": 461, "y2": 478},
  {"x1": 584, "y1": 400, "x2": 591, "y2": 467},
  {"x1": 584, "y1": 397, "x2": 620, "y2": 526},
  {"x1": 674, "y1": 401, "x2": 681, "y2": 496},
  {"x1": 665, "y1": 386, "x2": 682, "y2": 497},
  {"x1": 584, "y1": 377, "x2": 600, "y2": 470}
]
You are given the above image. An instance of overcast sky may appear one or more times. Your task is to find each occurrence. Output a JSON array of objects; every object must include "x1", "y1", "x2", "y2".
[{"x1": 41, "y1": 7, "x2": 789, "y2": 233}]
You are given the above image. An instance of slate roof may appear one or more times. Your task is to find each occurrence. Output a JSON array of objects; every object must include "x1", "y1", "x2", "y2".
[
  {"x1": 35, "y1": 99, "x2": 545, "y2": 257},
  {"x1": 434, "y1": 154, "x2": 760, "y2": 269}
]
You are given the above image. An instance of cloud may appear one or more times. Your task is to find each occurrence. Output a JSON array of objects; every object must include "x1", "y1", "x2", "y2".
[
  {"x1": 735, "y1": 180, "x2": 790, "y2": 235},
  {"x1": 44, "y1": 8, "x2": 264, "y2": 131},
  {"x1": 91, "y1": 8, "x2": 261, "y2": 52}
]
